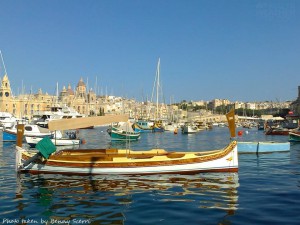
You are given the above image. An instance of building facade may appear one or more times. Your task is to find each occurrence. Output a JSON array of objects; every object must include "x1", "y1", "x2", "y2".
[{"x1": 0, "y1": 75, "x2": 106, "y2": 119}]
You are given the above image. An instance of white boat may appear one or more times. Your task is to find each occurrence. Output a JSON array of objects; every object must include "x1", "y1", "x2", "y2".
[
  {"x1": 32, "y1": 105, "x2": 86, "y2": 128},
  {"x1": 3, "y1": 124, "x2": 52, "y2": 142},
  {"x1": 0, "y1": 112, "x2": 17, "y2": 129},
  {"x1": 181, "y1": 123, "x2": 199, "y2": 134},
  {"x1": 164, "y1": 122, "x2": 178, "y2": 132},
  {"x1": 25, "y1": 130, "x2": 81, "y2": 147},
  {"x1": 218, "y1": 122, "x2": 226, "y2": 127},
  {"x1": 25, "y1": 136, "x2": 81, "y2": 147}
]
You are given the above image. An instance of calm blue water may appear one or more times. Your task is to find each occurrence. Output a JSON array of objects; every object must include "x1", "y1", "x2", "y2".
[{"x1": 1, "y1": 126, "x2": 300, "y2": 225}]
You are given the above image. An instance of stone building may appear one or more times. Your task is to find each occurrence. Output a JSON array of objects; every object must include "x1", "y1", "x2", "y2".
[
  {"x1": 0, "y1": 74, "x2": 106, "y2": 119},
  {"x1": 0, "y1": 74, "x2": 53, "y2": 118},
  {"x1": 59, "y1": 78, "x2": 98, "y2": 115}
]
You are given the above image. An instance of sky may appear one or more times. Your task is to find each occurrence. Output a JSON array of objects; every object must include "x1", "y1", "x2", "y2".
[{"x1": 0, "y1": 0, "x2": 299, "y2": 103}]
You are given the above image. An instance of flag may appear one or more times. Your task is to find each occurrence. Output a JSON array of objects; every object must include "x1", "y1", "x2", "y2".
[{"x1": 226, "y1": 108, "x2": 236, "y2": 138}]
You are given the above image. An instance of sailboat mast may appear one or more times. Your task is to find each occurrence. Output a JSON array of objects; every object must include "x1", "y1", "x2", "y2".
[
  {"x1": 0, "y1": 50, "x2": 7, "y2": 75},
  {"x1": 56, "y1": 82, "x2": 59, "y2": 105},
  {"x1": 156, "y1": 58, "x2": 160, "y2": 120}
]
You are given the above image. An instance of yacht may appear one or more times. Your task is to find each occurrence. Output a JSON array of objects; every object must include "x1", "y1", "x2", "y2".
[
  {"x1": 0, "y1": 112, "x2": 17, "y2": 129},
  {"x1": 32, "y1": 105, "x2": 85, "y2": 128}
]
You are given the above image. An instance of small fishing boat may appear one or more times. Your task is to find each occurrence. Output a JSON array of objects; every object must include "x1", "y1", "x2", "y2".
[
  {"x1": 133, "y1": 120, "x2": 164, "y2": 132},
  {"x1": 264, "y1": 126, "x2": 290, "y2": 135},
  {"x1": 107, "y1": 122, "x2": 140, "y2": 141},
  {"x1": 3, "y1": 124, "x2": 52, "y2": 142},
  {"x1": 25, "y1": 130, "x2": 81, "y2": 147},
  {"x1": 25, "y1": 136, "x2": 81, "y2": 147},
  {"x1": 289, "y1": 131, "x2": 300, "y2": 142},
  {"x1": 152, "y1": 120, "x2": 165, "y2": 132},
  {"x1": 181, "y1": 123, "x2": 199, "y2": 134},
  {"x1": 15, "y1": 114, "x2": 238, "y2": 175},
  {"x1": 237, "y1": 141, "x2": 290, "y2": 153},
  {"x1": 133, "y1": 120, "x2": 154, "y2": 132}
]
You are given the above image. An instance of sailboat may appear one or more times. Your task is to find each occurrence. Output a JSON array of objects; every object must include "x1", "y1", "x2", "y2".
[
  {"x1": 132, "y1": 58, "x2": 165, "y2": 133},
  {"x1": 150, "y1": 58, "x2": 164, "y2": 132}
]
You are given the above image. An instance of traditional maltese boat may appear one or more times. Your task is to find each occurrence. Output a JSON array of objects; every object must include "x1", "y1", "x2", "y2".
[
  {"x1": 15, "y1": 113, "x2": 238, "y2": 175},
  {"x1": 107, "y1": 122, "x2": 140, "y2": 141}
]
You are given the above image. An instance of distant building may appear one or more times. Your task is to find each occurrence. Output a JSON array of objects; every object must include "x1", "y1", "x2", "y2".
[
  {"x1": 208, "y1": 99, "x2": 231, "y2": 109},
  {"x1": 0, "y1": 74, "x2": 107, "y2": 119},
  {"x1": 0, "y1": 74, "x2": 53, "y2": 118}
]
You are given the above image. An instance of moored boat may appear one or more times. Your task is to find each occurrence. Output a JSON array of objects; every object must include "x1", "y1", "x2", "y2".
[
  {"x1": 152, "y1": 120, "x2": 165, "y2": 132},
  {"x1": 16, "y1": 139, "x2": 238, "y2": 175},
  {"x1": 181, "y1": 123, "x2": 199, "y2": 134},
  {"x1": 0, "y1": 112, "x2": 17, "y2": 129},
  {"x1": 289, "y1": 131, "x2": 300, "y2": 142},
  {"x1": 25, "y1": 130, "x2": 81, "y2": 147},
  {"x1": 133, "y1": 120, "x2": 154, "y2": 132},
  {"x1": 264, "y1": 126, "x2": 290, "y2": 135},
  {"x1": 107, "y1": 122, "x2": 140, "y2": 141},
  {"x1": 15, "y1": 114, "x2": 238, "y2": 175},
  {"x1": 3, "y1": 124, "x2": 52, "y2": 142},
  {"x1": 237, "y1": 141, "x2": 290, "y2": 153}
]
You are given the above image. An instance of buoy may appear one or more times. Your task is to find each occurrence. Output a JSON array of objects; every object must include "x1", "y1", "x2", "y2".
[
  {"x1": 245, "y1": 130, "x2": 249, "y2": 134},
  {"x1": 174, "y1": 128, "x2": 178, "y2": 135},
  {"x1": 237, "y1": 130, "x2": 243, "y2": 136},
  {"x1": 81, "y1": 139, "x2": 87, "y2": 144}
]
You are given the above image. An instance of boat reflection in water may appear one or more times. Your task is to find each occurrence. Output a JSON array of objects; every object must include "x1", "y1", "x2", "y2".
[{"x1": 15, "y1": 173, "x2": 239, "y2": 224}]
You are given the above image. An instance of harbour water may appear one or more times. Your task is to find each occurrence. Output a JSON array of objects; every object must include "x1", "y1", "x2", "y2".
[{"x1": 1, "y1": 126, "x2": 300, "y2": 225}]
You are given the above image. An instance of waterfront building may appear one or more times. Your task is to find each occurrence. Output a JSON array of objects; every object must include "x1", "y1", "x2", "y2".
[
  {"x1": 0, "y1": 75, "x2": 116, "y2": 120},
  {"x1": 0, "y1": 74, "x2": 54, "y2": 119},
  {"x1": 59, "y1": 78, "x2": 99, "y2": 115}
]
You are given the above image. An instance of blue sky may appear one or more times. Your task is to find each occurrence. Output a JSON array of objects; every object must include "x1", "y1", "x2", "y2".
[{"x1": 0, "y1": 0, "x2": 299, "y2": 103}]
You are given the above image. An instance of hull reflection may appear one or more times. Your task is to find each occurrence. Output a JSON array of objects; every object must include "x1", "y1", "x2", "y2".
[{"x1": 16, "y1": 173, "x2": 239, "y2": 224}]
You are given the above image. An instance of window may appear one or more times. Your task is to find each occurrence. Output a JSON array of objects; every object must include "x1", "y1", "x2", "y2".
[{"x1": 25, "y1": 126, "x2": 33, "y2": 131}]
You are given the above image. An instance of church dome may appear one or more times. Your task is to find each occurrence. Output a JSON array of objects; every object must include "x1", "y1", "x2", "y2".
[
  {"x1": 67, "y1": 84, "x2": 74, "y2": 95},
  {"x1": 77, "y1": 78, "x2": 85, "y2": 87}
]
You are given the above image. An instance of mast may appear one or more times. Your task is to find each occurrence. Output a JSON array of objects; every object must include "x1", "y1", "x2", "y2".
[
  {"x1": 55, "y1": 82, "x2": 59, "y2": 106},
  {"x1": 156, "y1": 58, "x2": 160, "y2": 120},
  {"x1": 0, "y1": 50, "x2": 7, "y2": 75}
]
